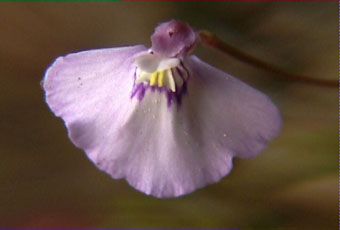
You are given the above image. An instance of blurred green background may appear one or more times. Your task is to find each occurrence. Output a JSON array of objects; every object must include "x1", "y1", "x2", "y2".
[{"x1": 0, "y1": 2, "x2": 338, "y2": 229}]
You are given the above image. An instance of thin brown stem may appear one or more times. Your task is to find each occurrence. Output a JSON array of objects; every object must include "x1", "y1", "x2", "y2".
[{"x1": 198, "y1": 30, "x2": 338, "y2": 88}]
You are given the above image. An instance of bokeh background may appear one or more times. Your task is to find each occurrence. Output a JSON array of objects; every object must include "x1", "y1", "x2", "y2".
[{"x1": 0, "y1": 2, "x2": 338, "y2": 229}]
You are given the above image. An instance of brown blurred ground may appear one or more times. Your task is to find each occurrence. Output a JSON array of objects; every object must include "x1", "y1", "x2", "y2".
[{"x1": 0, "y1": 2, "x2": 337, "y2": 229}]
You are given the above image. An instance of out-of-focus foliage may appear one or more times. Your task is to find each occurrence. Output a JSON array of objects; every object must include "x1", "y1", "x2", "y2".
[{"x1": 0, "y1": 2, "x2": 337, "y2": 229}]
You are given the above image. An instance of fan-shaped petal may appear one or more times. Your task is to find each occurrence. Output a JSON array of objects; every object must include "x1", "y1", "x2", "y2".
[{"x1": 43, "y1": 47, "x2": 281, "y2": 199}]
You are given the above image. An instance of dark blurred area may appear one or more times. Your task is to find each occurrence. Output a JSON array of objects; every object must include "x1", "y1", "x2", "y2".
[{"x1": 0, "y1": 2, "x2": 337, "y2": 229}]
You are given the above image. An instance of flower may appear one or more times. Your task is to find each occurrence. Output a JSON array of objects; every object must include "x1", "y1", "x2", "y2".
[{"x1": 43, "y1": 20, "x2": 282, "y2": 198}]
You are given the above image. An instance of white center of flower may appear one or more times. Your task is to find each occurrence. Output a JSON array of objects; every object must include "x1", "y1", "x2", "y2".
[{"x1": 134, "y1": 52, "x2": 189, "y2": 92}]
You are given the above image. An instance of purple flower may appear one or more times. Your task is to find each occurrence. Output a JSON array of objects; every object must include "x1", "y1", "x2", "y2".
[{"x1": 43, "y1": 20, "x2": 282, "y2": 198}]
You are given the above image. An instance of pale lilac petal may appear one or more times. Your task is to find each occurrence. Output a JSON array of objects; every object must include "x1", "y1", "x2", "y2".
[{"x1": 43, "y1": 45, "x2": 147, "y2": 162}]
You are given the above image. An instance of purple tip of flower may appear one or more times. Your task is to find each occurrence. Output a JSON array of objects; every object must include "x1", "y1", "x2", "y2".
[
  {"x1": 42, "y1": 20, "x2": 282, "y2": 198},
  {"x1": 151, "y1": 19, "x2": 197, "y2": 58}
]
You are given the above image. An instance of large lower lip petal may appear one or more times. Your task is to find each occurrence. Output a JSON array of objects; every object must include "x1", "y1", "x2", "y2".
[{"x1": 43, "y1": 44, "x2": 281, "y2": 198}]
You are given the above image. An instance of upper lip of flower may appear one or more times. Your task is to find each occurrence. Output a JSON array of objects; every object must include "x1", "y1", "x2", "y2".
[{"x1": 135, "y1": 51, "x2": 180, "y2": 73}]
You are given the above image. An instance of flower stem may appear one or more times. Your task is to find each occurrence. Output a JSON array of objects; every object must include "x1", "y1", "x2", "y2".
[{"x1": 198, "y1": 30, "x2": 338, "y2": 88}]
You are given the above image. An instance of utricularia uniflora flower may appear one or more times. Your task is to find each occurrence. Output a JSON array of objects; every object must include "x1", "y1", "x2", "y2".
[{"x1": 43, "y1": 20, "x2": 282, "y2": 198}]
